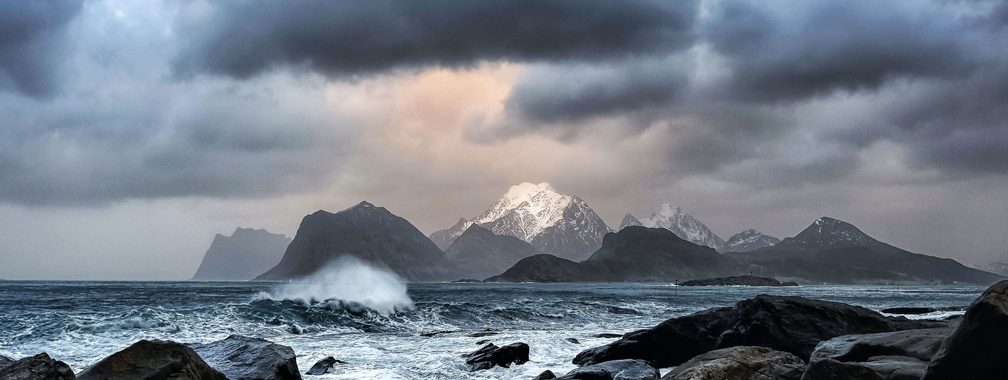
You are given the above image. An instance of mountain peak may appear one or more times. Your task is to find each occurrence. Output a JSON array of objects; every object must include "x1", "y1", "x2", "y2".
[
  {"x1": 430, "y1": 182, "x2": 609, "y2": 260},
  {"x1": 722, "y1": 229, "x2": 780, "y2": 252},
  {"x1": 790, "y1": 216, "x2": 876, "y2": 247},
  {"x1": 636, "y1": 204, "x2": 725, "y2": 250}
]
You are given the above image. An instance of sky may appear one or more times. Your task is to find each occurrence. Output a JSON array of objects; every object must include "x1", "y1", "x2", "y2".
[{"x1": 1, "y1": 0, "x2": 1006, "y2": 280}]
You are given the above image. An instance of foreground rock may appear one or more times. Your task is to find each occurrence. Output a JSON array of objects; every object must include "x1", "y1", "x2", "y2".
[
  {"x1": 574, "y1": 295, "x2": 943, "y2": 368},
  {"x1": 534, "y1": 370, "x2": 557, "y2": 379},
  {"x1": 662, "y1": 346, "x2": 805, "y2": 380},
  {"x1": 191, "y1": 335, "x2": 300, "y2": 380},
  {"x1": 464, "y1": 342, "x2": 529, "y2": 371},
  {"x1": 78, "y1": 340, "x2": 225, "y2": 380},
  {"x1": 801, "y1": 359, "x2": 885, "y2": 380},
  {"x1": 810, "y1": 327, "x2": 952, "y2": 363},
  {"x1": 679, "y1": 275, "x2": 792, "y2": 287},
  {"x1": 923, "y1": 280, "x2": 1008, "y2": 379},
  {"x1": 0, "y1": 353, "x2": 76, "y2": 380},
  {"x1": 305, "y1": 356, "x2": 346, "y2": 375},
  {"x1": 558, "y1": 359, "x2": 659, "y2": 380}
]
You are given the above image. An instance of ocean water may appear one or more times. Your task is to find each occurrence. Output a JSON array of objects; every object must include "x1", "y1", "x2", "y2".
[{"x1": 0, "y1": 280, "x2": 982, "y2": 379}]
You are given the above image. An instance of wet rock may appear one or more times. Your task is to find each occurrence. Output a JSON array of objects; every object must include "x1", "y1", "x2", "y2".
[
  {"x1": 305, "y1": 356, "x2": 346, "y2": 375},
  {"x1": 801, "y1": 359, "x2": 885, "y2": 380},
  {"x1": 880, "y1": 307, "x2": 959, "y2": 315},
  {"x1": 534, "y1": 369, "x2": 557, "y2": 379},
  {"x1": 595, "y1": 333, "x2": 623, "y2": 339},
  {"x1": 191, "y1": 335, "x2": 301, "y2": 380},
  {"x1": 468, "y1": 328, "x2": 499, "y2": 338},
  {"x1": 811, "y1": 327, "x2": 953, "y2": 363},
  {"x1": 0, "y1": 353, "x2": 76, "y2": 380},
  {"x1": 557, "y1": 359, "x2": 658, "y2": 380},
  {"x1": 78, "y1": 340, "x2": 225, "y2": 380},
  {"x1": 661, "y1": 346, "x2": 805, "y2": 380},
  {"x1": 859, "y1": 355, "x2": 928, "y2": 380},
  {"x1": 574, "y1": 295, "x2": 942, "y2": 368},
  {"x1": 464, "y1": 342, "x2": 529, "y2": 371},
  {"x1": 566, "y1": 338, "x2": 581, "y2": 344},
  {"x1": 924, "y1": 280, "x2": 1008, "y2": 380}
]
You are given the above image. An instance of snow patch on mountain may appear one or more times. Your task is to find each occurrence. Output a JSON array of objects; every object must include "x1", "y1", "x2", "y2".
[
  {"x1": 429, "y1": 182, "x2": 610, "y2": 260},
  {"x1": 628, "y1": 204, "x2": 725, "y2": 250},
  {"x1": 722, "y1": 229, "x2": 780, "y2": 252}
]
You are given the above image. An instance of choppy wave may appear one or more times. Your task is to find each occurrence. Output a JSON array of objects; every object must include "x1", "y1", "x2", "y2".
[{"x1": 253, "y1": 256, "x2": 414, "y2": 315}]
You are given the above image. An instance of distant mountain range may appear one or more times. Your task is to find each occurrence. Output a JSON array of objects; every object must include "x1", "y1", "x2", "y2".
[
  {"x1": 734, "y1": 217, "x2": 1003, "y2": 284},
  {"x1": 193, "y1": 182, "x2": 1001, "y2": 285},
  {"x1": 191, "y1": 228, "x2": 290, "y2": 281},
  {"x1": 430, "y1": 182, "x2": 610, "y2": 261},
  {"x1": 488, "y1": 226, "x2": 746, "y2": 282},
  {"x1": 620, "y1": 204, "x2": 778, "y2": 253},
  {"x1": 492, "y1": 216, "x2": 1001, "y2": 285}
]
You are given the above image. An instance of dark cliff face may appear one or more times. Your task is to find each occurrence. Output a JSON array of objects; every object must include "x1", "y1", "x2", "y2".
[
  {"x1": 256, "y1": 202, "x2": 450, "y2": 281},
  {"x1": 444, "y1": 224, "x2": 541, "y2": 280},
  {"x1": 737, "y1": 217, "x2": 1003, "y2": 285},
  {"x1": 191, "y1": 228, "x2": 291, "y2": 281},
  {"x1": 489, "y1": 226, "x2": 747, "y2": 282}
]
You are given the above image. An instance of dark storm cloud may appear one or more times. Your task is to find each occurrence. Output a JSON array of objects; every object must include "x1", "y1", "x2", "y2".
[
  {"x1": 504, "y1": 58, "x2": 689, "y2": 124},
  {"x1": 0, "y1": 1, "x2": 82, "y2": 97},
  {"x1": 703, "y1": 0, "x2": 979, "y2": 102},
  {"x1": 173, "y1": 0, "x2": 698, "y2": 79}
]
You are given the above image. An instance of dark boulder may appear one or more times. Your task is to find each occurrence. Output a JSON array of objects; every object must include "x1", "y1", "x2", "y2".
[
  {"x1": 811, "y1": 327, "x2": 953, "y2": 363},
  {"x1": 534, "y1": 370, "x2": 557, "y2": 379},
  {"x1": 574, "y1": 295, "x2": 942, "y2": 368},
  {"x1": 924, "y1": 280, "x2": 1008, "y2": 380},
  {"x1": 801, "y1": 359, "x2": 885, "y2": 380},
  {"x1": 557, "y1": 359, "x2": 658, "y2": 380},
  {"x1": 661, "y1": 346, "x2": 805, "y2": 380},
  {"x1": 858, "y1": 356, "x2": 928, "y2": 380},
  {"x1": 305, "y1": 356, "x2": 346, "y2": 375},
  {"x1": 0, "y1": 353, "x2": 76, "y2": 380},
  {"x1": 190, "y1": 335, "x2": 300, "y2": 380},
  {"x1": 464, "y1": 342, "x2": 529, "y2": 371},
  {"x1": 78, "y1": 340, "x2": 225, "y2": 380},
  {"x1": 566, "y1": 338, "x2": 581, "y2": 344}
]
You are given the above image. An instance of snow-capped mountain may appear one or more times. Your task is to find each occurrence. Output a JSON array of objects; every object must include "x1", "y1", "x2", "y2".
[
  {"x1": 429, "y1": 182, "x2": 610, "y2": 260},
  {"x1": 621, "y1": 204, "x2": 725, "y2": 250},
  {"x1": 722, "y1": 229, "x2": 780, "y2": 252}
]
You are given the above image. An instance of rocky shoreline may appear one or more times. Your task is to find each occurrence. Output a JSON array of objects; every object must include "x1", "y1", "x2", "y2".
[{"x1": 2, "y1": 281, "x2": 1005, "y2": 379}]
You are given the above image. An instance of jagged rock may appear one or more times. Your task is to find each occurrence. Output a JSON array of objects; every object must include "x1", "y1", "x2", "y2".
[
  {"x1": 566, "y1": 338, "x2": 581, "y2": 344},
  {"x1": 595, "y1": 333, "x2": 623, "y2": 338},
  {"x1": 661, "y1": 346, "x2": 805, "y2": 380},
  {"x1": 190, "y1": 335, "x2": 300, "y2": 380},
  {"x1": 534, "y1": 370, "x2": 557, "y2": 379},
  {"x1": 78, "y1": 340, "x2": 225, "y2": 380},
  {"x1": 557, "y1": 359, "x2": 659, "y2": 380},
  {"x1": 924, "y1": 280, "x2": 1008, "y2": 379},
  {"x1": 801, "y1": 359, "x2": 885, "y2": 380},
  {"x1": 0, "y1": 353, "x2": 76, "y2": 380},
  {"x1": 573, "y1": 295, "x2": 942, "y2": 368},
  {"x1": 811, "y1": 327, "x2": 953, "y2": 363},
  {"x1": 464, "y1": 342, "x2": 529, "y2": 371},
  {"x1": 305, "y1": 356, "x2": 346, "y2": 375}
]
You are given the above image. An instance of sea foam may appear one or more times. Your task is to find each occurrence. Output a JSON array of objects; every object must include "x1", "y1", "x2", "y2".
[{"x1": 256, "y1": 256, "x2": 413, "y2": 315}]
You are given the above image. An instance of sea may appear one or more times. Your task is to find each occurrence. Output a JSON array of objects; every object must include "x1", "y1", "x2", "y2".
[{"x1": 0, "y1": 278, "x2": 981, "y2": 379}]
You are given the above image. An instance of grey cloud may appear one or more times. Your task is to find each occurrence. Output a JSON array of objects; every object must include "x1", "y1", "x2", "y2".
[
  {"x1": 504, "y1": 57, "x2": 690, "y2": 125},
  {"x1": 703, "y1": 0, "x2": 980, "y2": 102},
  {"x1": 174, "y1": 0, "x2": 698, "y2": 79},
  {"x1": 0, "y1": 1, "x2": 82, "y2": 97}
]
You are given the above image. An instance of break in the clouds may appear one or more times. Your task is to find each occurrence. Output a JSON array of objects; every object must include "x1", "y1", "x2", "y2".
[{"x1": 0, "y1": 0, "x2": 1007, "y2": 278}]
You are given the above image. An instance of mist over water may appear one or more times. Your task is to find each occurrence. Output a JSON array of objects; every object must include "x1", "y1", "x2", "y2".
[{"x1": 256, "y1": 256, "x2": 413, "y2": 315}]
